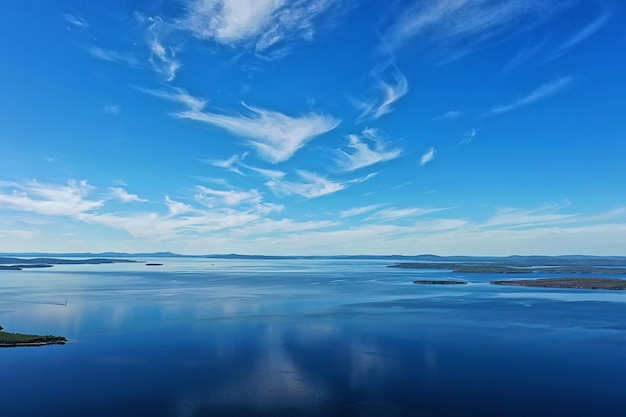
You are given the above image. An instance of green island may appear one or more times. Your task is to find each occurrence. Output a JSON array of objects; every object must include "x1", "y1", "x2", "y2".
[
  {"x1": 491, "y1": 277, "x2": 626, "y2": 290},
  {"x1": 413, "y1": 280, "x2": 467, "y2": 285},
  {"x1": 0, "y1": 326, "x2": 67, "y2": 347}
]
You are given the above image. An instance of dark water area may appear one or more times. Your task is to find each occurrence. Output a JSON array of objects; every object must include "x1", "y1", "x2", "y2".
[{"x1": 1, "y1": 258, "x2": 625, "y2": 416}]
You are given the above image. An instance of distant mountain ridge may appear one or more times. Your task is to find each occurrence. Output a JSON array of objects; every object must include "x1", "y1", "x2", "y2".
[{"x1": 2, "y1": 252, "x2": 625, "y2": 263}]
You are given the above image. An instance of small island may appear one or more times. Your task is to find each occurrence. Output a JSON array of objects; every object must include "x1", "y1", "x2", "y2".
[
  {"x1": 491, "y1": 277, "x2": 626, "y2": 290},
  {"x1": 0, "y1": 326, "x2": 67, "y2": 347},
  {"x1": 413, "y1": 280, "x2": 467, "y2": 285}
]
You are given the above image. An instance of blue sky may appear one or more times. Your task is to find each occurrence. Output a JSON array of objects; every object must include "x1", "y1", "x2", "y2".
[{"x1": 1, "y1": 0, "x2": 625, "y2": 255}]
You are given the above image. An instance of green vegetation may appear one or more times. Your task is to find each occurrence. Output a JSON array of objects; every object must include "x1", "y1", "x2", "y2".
[
  {"x1": 0, "y1": 329, "x2": 67, "y2": 347},
  {"x1": 491, "y1": 277, "x2": 626, "y2": 290},
  {"x1": 413, "y1": 280, "x2": 467, "y2": 285}
]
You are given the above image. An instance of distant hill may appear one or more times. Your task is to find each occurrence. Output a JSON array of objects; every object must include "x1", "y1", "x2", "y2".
[{"x1": 0, "y1": 251, "x2": 187, "y2": 258}]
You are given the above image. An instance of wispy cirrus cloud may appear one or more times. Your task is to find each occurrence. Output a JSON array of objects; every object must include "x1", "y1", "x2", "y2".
[
  {"x1": 146, "y1": 87, "x2": 340, "y2": 163},
  {"x1": 434, "y1": 110, "x2": 462, "y2": 121},
  {"x1": 420, "y1": 147, "x2": 436, "y2": 166},
  {"x1": 87, "y1": 46, "x2": 140, "y2": 68},
  {"x1": 458, "y1": 128, "x2": 476, "y2": 145},
  {"x1": 385, "y1": 0, "x2": 554, "y2": 51},
  {"x1": 195, "y1": 186, "x2": 263, "y2": 207},
  {"x1": 62, "y1": 13, "x2": 88, "y2": 28},
  {"x1": 0, "y1": 180, "x2": 103, "y2": 216},
  {"x1": 267, "y1": 171, "x2": 375, "y2": 199},
  {"x1": 180, "y1": 0, "x2": 337, "y2": 53},
  {"x1": 358, "y1": 67, "x2": 408, "y2": 121},
  {"x1": 339, "y1": 204, "x2": 383, "y2": 218},
  {"x1": 180, "y1": 103, "x2": 340, "y2": 163},
  {"x1": 368, "y1": 207, "x2": 447, "y2": 222},
  {"x1": 108, "y1": 187, "x2": 147, "y2": 203},
  {"x1": 146, "y1": 17, "x2": 181, "y2": 81},
  {"x1": 336, "y1": 128, "x2": 402, "y2": 172},
  {"x1": 206, "y1": 154, "x2": 247, "y2": 175},
  {"x1": 546, "y1": 11, "x2": 613, "y2": 63},
  {"x1": 479, "y1": 202, "x2": 577, "y2": 230},
  {"x1": 485, "y1": 76, "x2": 573, "y2": 116},
  {"x1": 0, "y1": 179, "x2": 287, "y2": 241}
]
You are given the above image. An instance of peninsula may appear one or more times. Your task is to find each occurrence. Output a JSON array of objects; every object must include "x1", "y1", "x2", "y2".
[{"x1": 0, "y1": 326, "x2": 67, "y2": 347}]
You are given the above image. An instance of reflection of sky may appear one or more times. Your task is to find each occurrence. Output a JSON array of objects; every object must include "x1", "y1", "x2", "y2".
[{"x1": 1, "y1": 259, "x2": 626, "y2": 416}]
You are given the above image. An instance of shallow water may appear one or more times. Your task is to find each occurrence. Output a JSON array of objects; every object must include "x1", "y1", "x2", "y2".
[{"x1": 1, "y1": 258, "x2": 625, "y2": 416}]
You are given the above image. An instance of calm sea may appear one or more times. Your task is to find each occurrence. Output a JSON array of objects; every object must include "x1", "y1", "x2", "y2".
[{"x1": 1, "y1": 258, "x2": 625, "y2": 417}]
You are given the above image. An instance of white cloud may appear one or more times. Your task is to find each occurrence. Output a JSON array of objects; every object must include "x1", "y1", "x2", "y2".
[
  {"x1": 479, "y1": 203, "x2": 577, "y2": 230},
  {"x1": 420, "y1": 147, "x2": 436, "y2": 166},
  {"x1": 485, "y1": 76, "x2": 573, "y2": 116},
  {"x1": 177, "y1": 102, "x2": 340, "y2": 163},
  {"x1": 87, "y1": 46, "x2": 139, "y2": 67},
  {"x1": 458, "y1": 128, "x2": 476, "y2": 145},
  {"x1": 140, "y1": 86, "x2": 206, "y2": 112},
  {"x1": 108, "y1": 187, "x2": 147, "y2": 203},
  {"x1": 369, "y1": 207, "x2": 447, "y2": 222},
  {"x1": 358, "y1": 68, "x2": 408, "y2": 121},
  {"x1": 143, "y1": 87, "x2": 339, "y2": 163},
  {"x1": 0, "y1": 180, "x2": 103, "y2": 216},
  {"x1": 434, "y1": 110, "x2": 461, "y2": 121},
  {"x1": 165, "y1": 196, "x2": 194, "y2": 216},
  {"x1": 196, "y1": 186, "x2": 263, "y2": 207},
  {"x1": 181, "y1": 0, "x2": 336, "y2": 53},
  {"x1": 241, "y1": 164, "x2": 286, "y2": 180},
  {"x1": 547, "y1": 11, "x2": 613, "y2": 63},
  {"x1": 267, "y1": 171, "x2": 375, "y2": 199},
  {"x1": 340, "y1": 204, "x2": 383, "y2": 218},
  {"x1": 147, "y1": 17, "x2": 181, "y2": 81},
  {"x1": 207, "y1": 154, "x2": 246, "y2": 175},
  {"x1": 336, "y1": 128, "x2": 402, "y2": 172},
  {"x1": 62, "y1": 13, "x2": 88, "y2": 28},
  {"x1": 385, "y1": 0, "x2": 552, "y2": 50}
]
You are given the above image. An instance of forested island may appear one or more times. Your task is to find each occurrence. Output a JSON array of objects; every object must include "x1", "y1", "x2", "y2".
[
  {"x1": 491, "y1": 277, "x2": 626, "y2": 290},
  {"x1": 0, "y1": 326, "x2": 67, "y2": 347}
]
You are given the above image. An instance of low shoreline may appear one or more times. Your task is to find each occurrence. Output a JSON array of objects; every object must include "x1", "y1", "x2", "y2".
[
  {"x1": 0, "y1": 339, "x2": 68, "y2": 348},
  {"x1": 491, "y1": 277, "x2": 626, "y2": 290},
  {"x1": 0, "y1": 328, "x2": 68, "y2": 347}
]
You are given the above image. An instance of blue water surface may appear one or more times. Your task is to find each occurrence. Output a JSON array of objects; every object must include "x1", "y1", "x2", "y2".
[{"x1": 1, "y1": 258, "x2": 625, "y2": 417}]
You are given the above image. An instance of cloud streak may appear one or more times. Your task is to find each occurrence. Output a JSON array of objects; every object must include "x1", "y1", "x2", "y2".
[
  {"x1": 147, "y1": 17, "x2": 181, "y2": 81},
  {"x1": 267, "y1": 171, "x2": 375, "y2": 199},
  {"x1": 180, "y1": 0, "x2": 336, "y2": 53},
  {"x1": 108, "y1": 187, "x2": 147, "y2": 203},
  {"x1": 420, "y1": 147, "x2": 436, "y2": 166},
  {"x1": 386, "y1": 0, "x2": 547, "y2": 49},
  {"x1": 358, "y1": 68, "x2": 408, "y2": 121},
  {"x1": 0, "y1": 180, "x2": 103, "y2": 216},
  {"x1": 336, "y1": 128, "x2": 402, "y2": 172},
  {"x1": 485, "y1": 76, "x2": 573, "y2": 116},
  {"x1": 143, "y1": 87, "x2": 339, "y2": 162},
  {"x1": 62, "y1": 13, "x2": 88, "y2": 28},
  {"x1": 87, "y1": 46, "x2": 139, "y2": 68}
]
